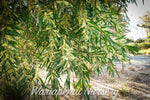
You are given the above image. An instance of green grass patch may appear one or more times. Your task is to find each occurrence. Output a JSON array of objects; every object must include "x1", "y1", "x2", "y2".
[{"x1": 138, "y1": 48, "x2": 150, "y2": 55}]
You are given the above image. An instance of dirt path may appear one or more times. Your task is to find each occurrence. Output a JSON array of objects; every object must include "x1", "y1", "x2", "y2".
[
  {"x1": 130, "y1": 55, "x2": 150, "y2": 68},
  {"x1": 38, "y1": 62, "x2": 150, "y2": 100}
]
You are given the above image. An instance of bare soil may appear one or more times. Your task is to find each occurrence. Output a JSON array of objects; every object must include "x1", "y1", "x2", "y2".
[{"x1": 39, "y1": 63, "x2": 150, "y2": 100}]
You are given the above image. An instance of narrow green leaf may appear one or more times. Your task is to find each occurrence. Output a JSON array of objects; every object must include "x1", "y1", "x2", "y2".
[{"x1": 75, "y1": 79, "x2": 81, "y2": 88}]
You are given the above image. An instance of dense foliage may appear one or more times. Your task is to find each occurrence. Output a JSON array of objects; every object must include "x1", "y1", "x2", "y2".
[{"x1": 0, "y1": 0, "x2": 138, "y2": 100}]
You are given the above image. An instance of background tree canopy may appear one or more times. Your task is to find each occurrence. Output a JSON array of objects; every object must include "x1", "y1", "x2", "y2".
[
  {"x1": 132, "y1": 12, "x2": 150, "y2": 55},
  {"x1": 0, "y1": 0, "x2": 138, "y2": 100},
  {"x1": 139, "y1": 12, "x2": 150, "y2": 38}
]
